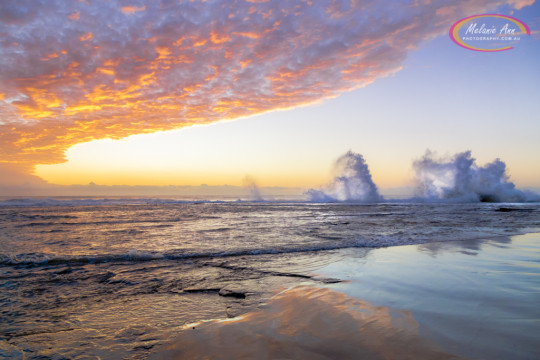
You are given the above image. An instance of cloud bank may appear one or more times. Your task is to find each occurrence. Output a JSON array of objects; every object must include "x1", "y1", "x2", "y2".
[{"x1": 0, "y1": 0, "x2": 533, "y2": 182}]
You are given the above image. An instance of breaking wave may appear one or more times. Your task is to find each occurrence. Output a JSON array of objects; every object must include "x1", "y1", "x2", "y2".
[
  {"x1": 0, "y1": 242, "x2": 380, "y2": 266},
  {"x1": 413, "y1": 151, "x2": 540, "y2": 203},
  {"x1": 307, "y1": 150, "x2": 539, "y2": 203},
  {"x1": 306, "y1": 151, "x2": 383, "y2": 202},
  {"x1": 242, "y1": 176, "x2": 264, "y2": 201}
]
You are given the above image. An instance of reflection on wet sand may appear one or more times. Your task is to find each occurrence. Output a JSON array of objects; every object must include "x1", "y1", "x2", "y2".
[
  {"x1": 416, "y1": 235, "x2": 513, "y2": 257},
  {"x1": 317, "y1": 233, "x2": 540, "y2": 360},
  {"x1": 154, "y1": 286, "x2": 462, "y2": 360}
]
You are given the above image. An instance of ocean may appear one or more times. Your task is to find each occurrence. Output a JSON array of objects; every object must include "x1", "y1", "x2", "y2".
[{"x1": 1, "y1": 199, "x2": 539, "y2": 359}]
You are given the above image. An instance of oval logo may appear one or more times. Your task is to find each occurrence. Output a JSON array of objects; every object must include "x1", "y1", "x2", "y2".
[{"x1": 449, "y1": 14, "x2": 530, "y2": 52}]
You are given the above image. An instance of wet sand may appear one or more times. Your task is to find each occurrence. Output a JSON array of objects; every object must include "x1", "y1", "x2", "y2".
[{"x1": 153, "y1": 233, "x2": 540, "y2": 360}]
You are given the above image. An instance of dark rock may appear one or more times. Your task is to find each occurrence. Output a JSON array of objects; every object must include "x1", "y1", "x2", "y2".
[
  {"x1": 218, "y1": 288, "x2": 246, "y2": 299},
  {"x1": 183, "y1": 288, "x2": 220, "y2": 294},
  {"x1": 320, "y1": 277, "x2": 343, "y2": 284},
  {"x1": 495, "y1": 207, "x2": 533, "y2": 212}
]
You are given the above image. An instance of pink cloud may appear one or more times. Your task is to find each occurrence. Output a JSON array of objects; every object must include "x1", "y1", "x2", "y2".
[{"x1": 506, "y1": 0, "x2": 535, "y2": 9}]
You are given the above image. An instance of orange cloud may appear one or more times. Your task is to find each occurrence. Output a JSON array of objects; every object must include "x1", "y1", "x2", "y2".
[
  {"x1": 0, "y1": 0, "x2": 533, "y2": 184},
  {"x1": 79, "y1": 32, "x2": 93, "y2": 41},
  {"x1": 232, "y1": 32, "x2": 262, "y2": 39},
  {"x1": 67, "y1": 11, "x2": 80, "y2": 21},
  {"x1": 121, "y1": 5, "x2": 146, "y2": 14},
  {"x1": 507, "y1": 0, "x2": 535, "y2": 8},
  {"x1": 40, "y1": 52, "x2": 59, "y2": 61}
]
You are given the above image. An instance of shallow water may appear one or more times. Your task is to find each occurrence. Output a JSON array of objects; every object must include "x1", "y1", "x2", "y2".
[{"x1": 319, "y1": 233, "x2": 540, "y2": 360}]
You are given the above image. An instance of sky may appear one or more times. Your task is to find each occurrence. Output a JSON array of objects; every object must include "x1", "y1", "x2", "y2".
[{"x1": 1, "y1": 0, "x2": 539, "y2": 193}]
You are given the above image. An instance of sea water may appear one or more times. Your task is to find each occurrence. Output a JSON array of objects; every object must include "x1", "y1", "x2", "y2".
[{"x1": 1, "y1": 200, "x2": 539, "y2": 358}]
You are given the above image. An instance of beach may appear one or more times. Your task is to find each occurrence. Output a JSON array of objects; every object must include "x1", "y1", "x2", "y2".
[{"x1": 153, "y1": 233, "x2": 540, "y2": 360}]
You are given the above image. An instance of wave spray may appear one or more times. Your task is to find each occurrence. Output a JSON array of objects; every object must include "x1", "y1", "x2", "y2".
[
  {"x1": 413, "y1": 150, "x2": 538, "y2": 202},
  {"x1": 306, "y1": 151, "x2": 383, "y2": 202}
]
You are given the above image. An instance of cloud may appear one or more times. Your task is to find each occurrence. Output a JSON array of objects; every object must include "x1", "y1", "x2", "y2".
[
  {"x1": 0, "y1": 0, "x2": 534, "y2": 183},
  {"x1": 121, "y1": 5, "x2": 146, "y2": 14},
  {"x1": 506, "y1": 0, "x2": 535, "y2": 9},
  {"x1": 0, "y1": 163, "x2": 46, "y2": 186}
]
